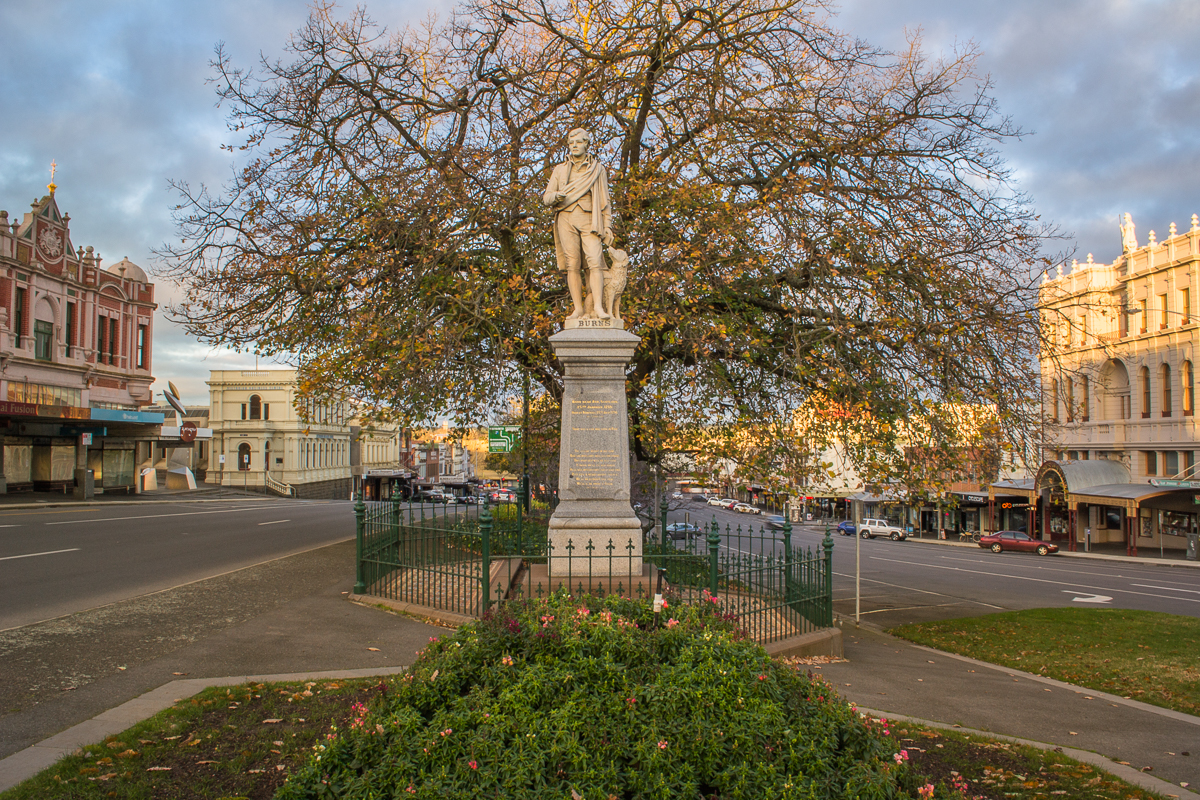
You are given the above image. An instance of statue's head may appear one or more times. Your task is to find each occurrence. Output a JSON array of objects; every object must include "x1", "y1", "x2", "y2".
[{"x1": 568, "y1": 128, "x2": 591, "y2": 158}]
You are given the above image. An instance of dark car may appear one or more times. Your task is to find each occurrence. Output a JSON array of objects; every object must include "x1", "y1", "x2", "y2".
[
  {"x1": 836, "y1": 520, "x2": 856, "y2": 536},
  {"x1": 665, "y1": 522, "x2": 703, "y2": 540},
  {"x1": 764, "y1": 514, "x2": 787, "y2": 531},
  {"x1": 978, "y1": 530, "x2": 1058, "y2": 556}
]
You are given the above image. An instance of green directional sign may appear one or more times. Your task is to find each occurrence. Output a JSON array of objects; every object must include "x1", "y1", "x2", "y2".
[{"x1": 488, "y1": 426, "x2": 521, "y2": 453}]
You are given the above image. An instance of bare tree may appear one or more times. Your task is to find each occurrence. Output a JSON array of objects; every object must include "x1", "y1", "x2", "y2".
[{"x1": 161, "y1": 0, "x2": 1057, "y2": 484}]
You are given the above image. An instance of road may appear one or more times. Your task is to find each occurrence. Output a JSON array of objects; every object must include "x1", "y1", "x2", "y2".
[{"x1": 663, "y1": 506, "x2": 1200, "y2": 626}]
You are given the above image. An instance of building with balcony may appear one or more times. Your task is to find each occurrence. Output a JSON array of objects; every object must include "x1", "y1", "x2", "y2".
[
  {"x1": 0, "y1": 187, "x2": 162, "y2": 495},
  {"x1": 1005, "y1": 214, "x2": 1200, "y2": 556}
]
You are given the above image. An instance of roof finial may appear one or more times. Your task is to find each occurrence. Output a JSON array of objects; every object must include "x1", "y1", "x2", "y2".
[{"x1": 48, "y1": 160, "x2": 57, "y2": 196}]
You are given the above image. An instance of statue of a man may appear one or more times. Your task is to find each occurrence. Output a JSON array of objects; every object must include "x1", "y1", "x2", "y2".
[{"x1": 543, "y1": 127, "x2": 613, "y2": 320}]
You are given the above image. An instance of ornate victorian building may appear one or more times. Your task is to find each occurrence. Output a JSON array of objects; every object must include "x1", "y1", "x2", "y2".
[
  {"x1": 0, "y1": 186, "x2": 161, "y2": 495},
  {"x1": 998, "y1": 215, "x2": 1200, "y2": 556}
]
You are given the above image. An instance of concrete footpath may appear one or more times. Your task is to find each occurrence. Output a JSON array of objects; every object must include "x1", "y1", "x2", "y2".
[{"x1": 0, "y1": 505, "x2": 1198, "y2": 796}]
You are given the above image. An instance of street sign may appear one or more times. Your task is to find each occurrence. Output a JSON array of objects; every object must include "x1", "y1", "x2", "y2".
[{"x1": 488, "y1": 426, "x2": 521, "y2": 453}]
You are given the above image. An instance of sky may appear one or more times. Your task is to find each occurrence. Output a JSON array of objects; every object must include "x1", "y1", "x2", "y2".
[{"x1": 2, "y1": 0, "x2": 1199, "y2": 405}]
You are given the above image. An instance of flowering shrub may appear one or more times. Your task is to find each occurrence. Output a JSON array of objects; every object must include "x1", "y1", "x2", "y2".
[{"x1": 276, "y1": 593, "x2": 911, "y2": 799}]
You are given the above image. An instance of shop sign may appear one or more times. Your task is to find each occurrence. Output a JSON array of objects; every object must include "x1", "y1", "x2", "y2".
[
  {"x1": 1000, "y1": 502, "x2": 1033, "y2": 509},
  {"x1": 1150, "y1": 478, "x2": 1200, "y2": 489},
  {"x1": 0, "y1": 401, "x2": 39, "y2": 416}
]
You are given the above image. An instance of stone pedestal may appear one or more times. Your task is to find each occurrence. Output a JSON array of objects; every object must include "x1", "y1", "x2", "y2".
[{"x1": 547, "y1": 325, "x2": 643, "y2": 577}]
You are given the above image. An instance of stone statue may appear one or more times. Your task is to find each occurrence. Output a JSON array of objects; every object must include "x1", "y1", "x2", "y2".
[
  {"x1": 1121, "y1": 212, "x2": 1137, "y2": 253},
  {"x1": 543, "y1": 128, "x2": 614, "y2": 320}
]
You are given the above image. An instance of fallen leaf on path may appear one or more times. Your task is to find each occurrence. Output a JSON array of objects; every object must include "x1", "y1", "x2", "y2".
[
  {"x1": 262, "y1": 719, "x2": 283, "y2": 724},
  {"x1": 147, "y1": 767, "x2": 171, "y2": 771},
  {"x1": 172, "y1": 672, "x2": 188, "y2": 676},
  {"x1": 368, "y1": 647, "x2": 380, "y2": 651}
]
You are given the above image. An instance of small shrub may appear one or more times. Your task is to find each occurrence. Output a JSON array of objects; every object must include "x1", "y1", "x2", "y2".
[{"x1": 276, "y1": 593, "x2": 913, "y2": 799}]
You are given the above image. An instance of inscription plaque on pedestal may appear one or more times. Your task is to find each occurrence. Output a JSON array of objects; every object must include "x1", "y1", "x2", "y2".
[{"x1": 546, "y1": 327, "x2": 643, "y2": 576}]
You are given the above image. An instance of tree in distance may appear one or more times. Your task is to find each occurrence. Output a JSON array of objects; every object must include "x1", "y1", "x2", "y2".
[{"x1": 161, "y1": 0, "x2": 1056, "y2": 486}]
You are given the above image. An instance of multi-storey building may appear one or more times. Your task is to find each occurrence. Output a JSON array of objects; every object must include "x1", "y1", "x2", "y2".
[
  {"x1": 1011, "y1": 214, "x2": 1200, "y2": 555},
  {"x1": 0, "y1": 186, "x2": 162, "y2": 496},
  {"x1": 206, "y1": 369, "x2": 353, "y2": 499}
]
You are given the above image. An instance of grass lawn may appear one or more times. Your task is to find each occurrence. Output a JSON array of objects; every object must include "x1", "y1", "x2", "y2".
[{"x1": 890, "y1": 608, "x2": 1200, "y2": 716}]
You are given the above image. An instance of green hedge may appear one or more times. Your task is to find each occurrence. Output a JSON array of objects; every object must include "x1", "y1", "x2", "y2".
[{"x1": 277, "y1": 593, "x2": 913, "y2": 799}]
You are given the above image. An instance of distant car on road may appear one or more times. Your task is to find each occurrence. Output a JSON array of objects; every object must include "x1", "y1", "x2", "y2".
[
  {"x1": 692, "y1": 494, "x2": 711, "y2": 503},
  {"x1": 665, "y1": 522, "x2": 703, "y2": 540},
  {"x1": 733, "y1": 502, "x2": 759, "y2": 514},
  {"x1": 857, "y1": 518, "x2": 907, "y2": 540},
  {"x1": 978, "y1": 530, "x2": 1058, "y2": 556},
  {"x1": 707, "y1": 497, "x2": 726, "y2": 507},
  {"x1": 764, "y1": 514, "x2": 787, "y2": 531},
  {"x1": 836, "y1": 521, "x2": 856, "y2": 536}
]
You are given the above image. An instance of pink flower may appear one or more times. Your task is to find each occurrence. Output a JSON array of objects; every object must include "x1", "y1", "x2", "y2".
[
  {"x1": 666, "y1": 618, "x2": 679, "y2": 628},
  {"x1": 501, "y1": 655, "x2": 513, "y2": 666},
  {"x1": 918, "y1": 784, "x2": 935, "y2": 799},
  {"x1": 892, "y1": 750, "x2": 908, "y2": 763},
  {"x1": 576, "y1": 607, "x2": 590, "y2": 617},
  {"x1": 626, "y1": 697, "x2": 636, "y2": 706},
  {"x1": 758, "y1": 675, "x2": 766, "y2": 681},
  {"x1": 657, "y1": 740, "x2": 668, "y2": 750},
  {"x1": 468, "y1": 760, "x2": 478, "y2": 770},
  {"x1": 441, "y1": 728, "x2": 452, "y2": 737}
]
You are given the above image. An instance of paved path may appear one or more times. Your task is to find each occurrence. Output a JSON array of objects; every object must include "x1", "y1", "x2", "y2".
[{"x1": 820, "y1": 622, "x2": 1200, "y2": 793}]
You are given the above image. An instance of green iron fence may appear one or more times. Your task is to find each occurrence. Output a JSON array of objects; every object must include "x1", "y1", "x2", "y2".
[{"x1": 354, "y1": 494, "x2": 833, "y2": 642}]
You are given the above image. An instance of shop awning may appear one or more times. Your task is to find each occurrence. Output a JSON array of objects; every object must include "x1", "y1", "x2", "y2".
[
  {"x1": 1065, "y1": 483, "x2": 1190, "y2": 510},
  {"x1": 989, "y1": 478, "x2": 1036, "y2": 501}
]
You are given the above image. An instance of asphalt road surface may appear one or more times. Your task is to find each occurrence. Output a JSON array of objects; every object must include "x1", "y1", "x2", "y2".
[{"x1": 663, "y1": 507, "x2": 1200, "y2": 626}]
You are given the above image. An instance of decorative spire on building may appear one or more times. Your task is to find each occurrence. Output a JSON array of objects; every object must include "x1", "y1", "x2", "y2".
[
  {"x1": 1149, "y1": 229, "x2": 1157, "y2": 246},
  {"x1": 1192, "y1": 214, "x2": 1199, "y2": 232},
  {"x1": 48, "y1": 160, "x2": 57, "y2": 196},
  {"x1": 1170, "y1": 222, "x2": 1177, "y2": 237}
]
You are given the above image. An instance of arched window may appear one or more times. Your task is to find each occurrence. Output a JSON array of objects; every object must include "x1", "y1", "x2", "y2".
[
  {"x1": 237, "y1": 442, "x2": 252, "y2": 471},
  {"x1": 1141, "y1": 367, "x2": 1151, "y2": 419},
  {"x1": 1161, "y1": 363, "x2": 1173, "y2": 417},
  {"x1": 249, "y1": 395, "x2": 262, "y2": 420},
  {"x1": 1066, "y1": 377, "x2": 1075, "y2": 422},
  {"x1": 1081, "y1": 376, "x2": 1090, "y2": 422},
  {"x1": 1184, "y1": 361, "x2": 1194, "y2": 416}
]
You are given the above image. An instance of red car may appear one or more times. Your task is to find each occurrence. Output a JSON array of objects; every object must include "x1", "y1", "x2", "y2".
[{"x1": 978, "y1": 530, "x2": 1058, "y2": 556}]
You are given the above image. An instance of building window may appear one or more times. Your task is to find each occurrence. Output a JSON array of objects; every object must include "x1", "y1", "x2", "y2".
[
  {"x1": 238, "y1": 442, "x2": 251, "y2": 471},
  {"x1": 1066, "y1": 377, "x2": 1075, "y2": 422},
  {"x1": 1183, "y1": 288, "x2": 1192, "y2": 325},
  {"x1": 249, "y1": 394, "x2": 262, "y2": 420},
  {"x1": 34, "y1": 320, "x2": 53, "y2": 361},
  {"x1": 263, "y1": 403, "x2": 269, "y2": 421},
  {"x1": 1081, "y1": 376, "x2": 1089, "y2": 422},
  {"x1": 136, "y1": 325, "x2": 147, "y2": 369},
  {"x1": 1161, "y1": 363, "x2": 1172, "y2": 417},
  {"x1": 1160, "y1": 293, "x2": 1169, "y2": 329},
  {"x1": 1166, "y1": 451, "x2": 1180, "y2": 476},
  {"x1": 108, "y1": 317, "x2": 118, "y2": 365},
  {"x1": 1185, "y1": 361, "x2": 1195, "y2": 416},
  {"x1": 1050, "y1": 379, "x2": 1059, "y2": 422},
  {"x1": 1141, "y1": 366, "x2": 1151, "y2": 418},
  {"x1": 1187, "y1": 451, "x2": 1196, "y2": 477},
  {"x1": 241, "y1": 403, "x2": 247, "y2": 420},
  {"x1": 14, "y1": 288, "x2": 26, "y2": 347},
  {"x1": 1079, "y1": 315, "x2": 1088, "y2": 346},
  {"x1": 264, "y1": 441, "x2": 271, "y2": 472},
  {"x1": 1140, "y1": 298, "x2": 1148, "y2": 334},
  {"x1": 65, "y1": 302, "x2": 75, "y2": 357},
  {"x1": 1145, "y1": 451, "x2": 1158, "y2": 476}
]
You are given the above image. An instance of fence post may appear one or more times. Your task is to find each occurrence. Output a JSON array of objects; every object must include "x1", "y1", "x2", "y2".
[
  {"x1": 659, "y1": 495, "x2": 668, "y2": 544},
  {"x1": 782, "y1": 514, "x2": 795, "y2": 608},
  {"x1": 822, "y1": 524, "x2": 834, "y2": 627},
  {"x1": 480, "y1": 497, "x2": 493, "y2": 611},
  {"x1": 707, "y1": 516, "x2": 720, "y2": 595},
  {"x1": 353, "y1": 487, "x2": 366, "y2": 594}
]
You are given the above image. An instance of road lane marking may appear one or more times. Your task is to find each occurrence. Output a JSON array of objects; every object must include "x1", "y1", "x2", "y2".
[
  {"x1": 831, "y1": 570, "x2": 1005, "y2": 609},
  {"x1": 934, "y1": 552, "x2": 1200, "y2": 584},
  {"x1": 1130, "y1": 583, "x2": 1200, "y2": 595},
  {"x1": 0, "y1": 525, "x2": 21, "y2": 528},
  {"x1": 258, "y1": 520, "x2": 291, "y2": 526},
  {"x1": 43, "y1": 505, "x2": 295, "y2": 525},
  {"x1": 1065, "y1": 591, "x2": 1113, "y2": 603},
  {"x1": 871, "y1": 556, "x2": 1200, "y2": 605},
  {"x1": 0, "y1": 548, "x2": 80, "y2": 562}
]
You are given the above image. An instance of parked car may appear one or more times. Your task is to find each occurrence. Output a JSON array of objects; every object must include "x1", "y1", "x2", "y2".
[
  {"x1": 692, "y1": 493, "x2": 711, "y2": 502},
  {"x1": 665, "y1": 522, "x2": 703, "y2": 540},
  {"x1": 733, "y1": 502, "x2": 759, "y2": 514},
  {"x1": 836, "y1": 520, "x2": 856, "y2": 536},
  {"x1": 857, "y1": 518, "x2": 907, "y2": 540},
  {"x1": 707, "y1": 496, "x2": 727, "y2": 507},
  {"x1": 978, "y1": 530, "x2": 1058, "y2": 556},
  {"x1": 720, "y1": 498, "x2": 740, "y2": 509},
  {"x1": 764, "y1": 514, "x2": 787, "y2": 531}
]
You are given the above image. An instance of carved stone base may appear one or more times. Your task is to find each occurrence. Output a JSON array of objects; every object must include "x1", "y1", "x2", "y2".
[
  {"x1": 547, "y1": 326, "x2": 642, "y2": 578},
  {"x1": 562, "y1": 316, "x2": 624, "y2": 331}
]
